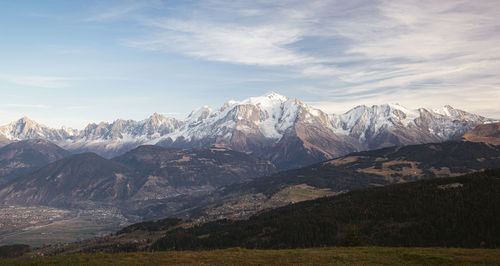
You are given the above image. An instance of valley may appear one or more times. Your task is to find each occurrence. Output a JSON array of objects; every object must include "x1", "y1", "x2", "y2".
[
  {"x1": 0, "y1": 93, "x2": 499, "y2": 261},
  {"x1": 3, "y1": 169, "x2": 498, "y2": 259},
  {"x1": 1, "y1": 137, "x2": 500, "y2": 246},
  {"x1": 0, "y1": 205, "x2": 129, "y2": 247}
]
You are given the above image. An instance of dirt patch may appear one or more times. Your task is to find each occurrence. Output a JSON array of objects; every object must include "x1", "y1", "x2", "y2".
[{"x1": 173, "y1": 156, "x2": 191, "y2": 162}]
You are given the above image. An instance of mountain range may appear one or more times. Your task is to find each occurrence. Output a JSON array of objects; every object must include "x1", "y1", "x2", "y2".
[
  {"x1": 0, "y1": 132, "x2": 499, "y2": 246},
  {"x1": 0, "y1": 145, "x2": 275, "y2": 208},
  {"x1": 1, "y1": 92, "x2": 499, "y2": 247},
  {"x1": 0, "y1": 92, "x2": 495, "y2": 170}
]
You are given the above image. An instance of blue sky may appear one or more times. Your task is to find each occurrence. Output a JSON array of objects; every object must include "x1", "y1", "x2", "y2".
[{"x1": 1, "y1": 0, "x2": 499, "y2": 128}]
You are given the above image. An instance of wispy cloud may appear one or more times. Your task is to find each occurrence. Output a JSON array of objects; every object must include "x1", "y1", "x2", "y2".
[
  {"x1": 0, "y1": 75, "x2": 80, "y2": 89},
  {"x1": 2, "y1": 104, "x2": 51, "y2": 109},
  {"x1": 83, "y1": 1, "x2": 161, "y2": 22},
  {"x1": 123, "y1": 1, "x2": 500, "y2": 83},
  {"x1": 127, "y1": 19, "x2": 313, "y2": 66},
  {"x1": 84, "y1": 0, "x2": 500, "y2": 117}
]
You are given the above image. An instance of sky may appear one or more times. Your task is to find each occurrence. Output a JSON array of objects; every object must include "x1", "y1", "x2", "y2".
[{"x1": 1, "y1": 0, "x2": 499, "y2": 128}]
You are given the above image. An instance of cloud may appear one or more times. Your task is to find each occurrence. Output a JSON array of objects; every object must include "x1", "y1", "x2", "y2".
[
  {"x1": 125, "y1": 1, "x2": 500, "y2": 80},
  {"x1": 127, "y1": 19, "x2": 314, "y2": 66},
  {"x1": 125, "y1": 0, "x2": 361, "y2": 68},
  {"x1": 89, "y1": 0, "x2": 500, "y2": 117},
  {"x1": 0, "y1": 75, "x2": 80, "y2": 89},
  {"x1": 83, "y1": 1, "x2": 161, "y2": 22},
  {"x1": 2, "y1": 104, "x2": 51, "y2": 109},
  {"x1": 328, "y1": 1, "x2": 500, "y2": 88}
]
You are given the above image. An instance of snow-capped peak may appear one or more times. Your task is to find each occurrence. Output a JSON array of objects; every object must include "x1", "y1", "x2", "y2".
[
  {"x1": 144, "y1": 113, "x2": 179, "y2": 126},
  {"x1": 433, "y1": 105, "x2": 458, "y2": 117},
  {"x1": 238, "y1": 92, "x2": 289, "y2": 106},
  {"x1": 187, "y1": 106, "x2": 212, "y2": 122},
  {"x1": 264, "y1": 91, "x2": 289, "y2": 101},
  {"x1": 0, "y1": 116, "x2": 75, "y2": 141},
  {"x1": 148, "y1": 112, "x2": 164, "y2": 122},
  {"x1": 0, "y1": 94, "x2": 494, "y2": 163},
  {"x1": 161, "y1": 92, "x2": 299, "y2": 141}
]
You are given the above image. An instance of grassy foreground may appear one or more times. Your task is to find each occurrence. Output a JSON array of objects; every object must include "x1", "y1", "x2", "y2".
[{"x1": 3, "y1": 247, "x2": 500, "y2": 265}]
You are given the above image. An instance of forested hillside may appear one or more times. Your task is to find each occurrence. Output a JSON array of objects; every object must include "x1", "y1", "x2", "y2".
[{"x1": 153, "y1": 169, "x2": 500, "y2": 250}]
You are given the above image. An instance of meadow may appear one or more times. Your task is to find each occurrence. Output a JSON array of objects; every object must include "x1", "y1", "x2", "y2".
[{"x1": 2, "y1": 247, "x2": 500, "y2": 265}]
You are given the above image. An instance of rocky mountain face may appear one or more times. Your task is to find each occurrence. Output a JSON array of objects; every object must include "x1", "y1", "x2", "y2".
[
  {"x1": 0, "y1": 146, "x2": 276, "y2": 208},
  {"x1": 65, "y1": 113, "x2": 184, "y2": 157},
  {"x1": 0, "y1": 117, "x2": 76, "y2": 141},
  {"x1": 155, "y1": 94, "x2": 360, "y2": 169},
  {"x1": 0, "y1": 139, "x2": 71, "y2": 185},
  {"x1": 462, "y1": 122, "x2": 500, "y2": 145},
  {"x1": 0, "y1": 93, "x2": 494, "y2": 170},
  {"x1": 0, "y1": 115, "x2": 183, "y2": 158},
  {"x1": 329, "y1": 104, "x2": 490, "y2": 149}
]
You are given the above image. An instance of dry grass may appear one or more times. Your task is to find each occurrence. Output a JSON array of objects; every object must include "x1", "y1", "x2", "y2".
[
  {"x1": 324, "y1": 156, "x2": 365, "y2": 166},
  {"x1": 264, "y1": 184, "x2": 335, "y2": 207},
  {"x1": 3, "y1": 247, "x2": 500, "y2": 265},
  {"x1": 357, "y1": 160, "x2": 422, "y2": 179}
]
